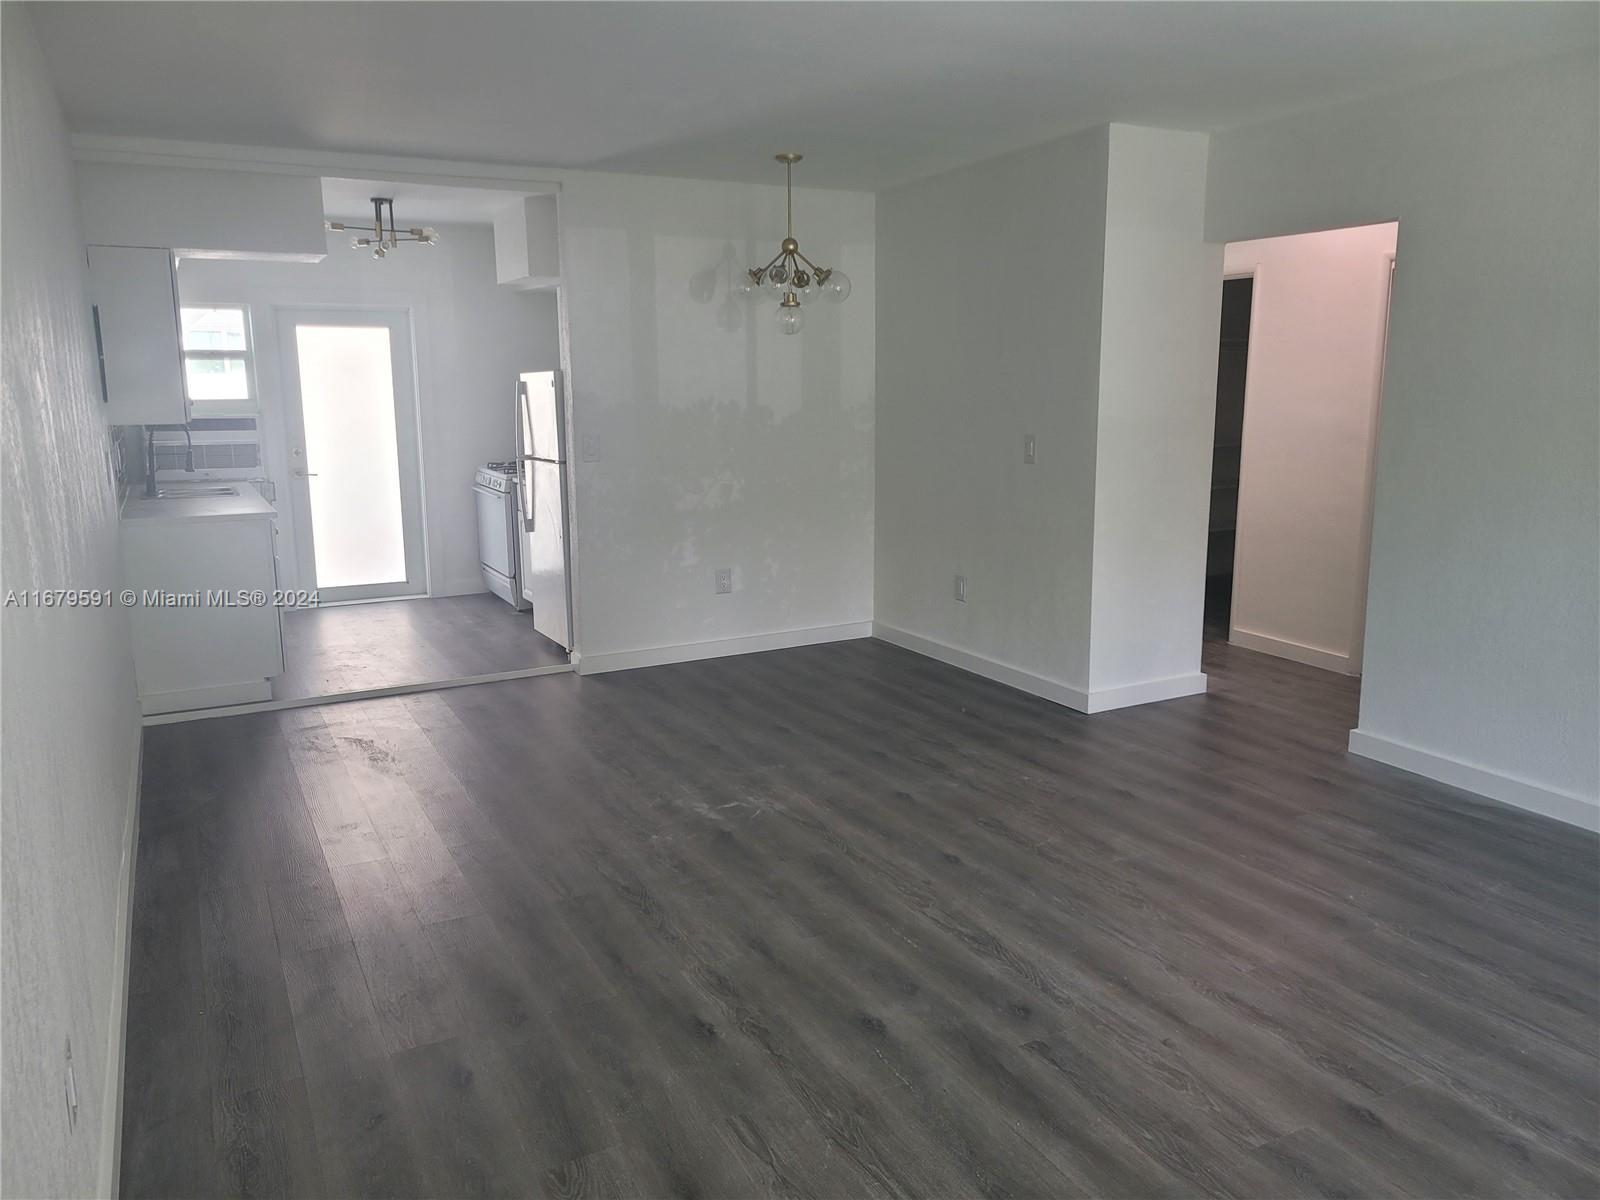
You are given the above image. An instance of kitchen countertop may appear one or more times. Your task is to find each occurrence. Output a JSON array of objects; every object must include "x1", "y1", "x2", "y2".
[{"x1": 120, "y1": 486, "x2": 277, "y2": 523}]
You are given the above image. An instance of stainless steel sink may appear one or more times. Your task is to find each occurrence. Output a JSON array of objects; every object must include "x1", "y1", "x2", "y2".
[{"x1": 155, "y1": 485, "x2": 239, "y2": 498}]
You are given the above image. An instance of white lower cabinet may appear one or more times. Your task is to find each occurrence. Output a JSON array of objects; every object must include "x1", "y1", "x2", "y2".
[{"x1": 121, "y1": 494, "x2": 283, "y2": 714}]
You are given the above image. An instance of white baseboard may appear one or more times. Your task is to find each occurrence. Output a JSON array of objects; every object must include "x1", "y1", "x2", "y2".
[
  {"x1": 432, "y1": 580, "x2": 489, "y2": 600},
  {"x1": 140, "y1": 678, "x2": 273, "y2": 715},
  {"x1": 1348, "y1": 728, "x2": 1600, "y2": 833},
  {"x1": 577, "y1": 621, "x2": 873, "y2": 676},
  {"x1": 97, "y1": 731, "x2": 142, "y2": 1200},
  {"x1": 871, "y1": 622, "x2": 1092, "y2": 710},
  {"x1": 1084, "y1": 672, "x2": 1209, "y2": 713},
  {"x1": 872, "y1": 622, "x2": 1208, "y2": 715},
  {"x1": 1230, "y1": 626, "x2": 1355, "y2": 675}
]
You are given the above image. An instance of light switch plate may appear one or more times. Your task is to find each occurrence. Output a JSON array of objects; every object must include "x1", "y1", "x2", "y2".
[
  {"x1": 1024, "y1": 433, "x2": 1037, "y2": 464},
  {"x1": 580, "y1": 434, "x2": 601, "y2": 463},
  {"x1": 954, "y1": 574, "x2": 967, "y2": 602}
]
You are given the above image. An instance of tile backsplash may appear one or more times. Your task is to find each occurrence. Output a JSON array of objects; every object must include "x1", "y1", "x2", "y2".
[
  {"x1": 121, "y1": 416, "x2": 265, "y2": 482},
  {"x1": 151, "y1": 440, "x2": 260, "y2": 471}
]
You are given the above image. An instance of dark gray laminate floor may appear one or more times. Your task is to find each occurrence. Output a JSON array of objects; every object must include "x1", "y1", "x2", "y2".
[
  {"x1": 274, "y1": 593, "x2": 568, "y2": 702},
  {"x1": 122, "y1": 638, "x2": 1599, "y2": 1199}
]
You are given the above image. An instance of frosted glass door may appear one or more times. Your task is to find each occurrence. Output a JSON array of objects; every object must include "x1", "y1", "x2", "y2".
[{"x1": 278, "y1": 309, "x2": 424, "y2": 602}]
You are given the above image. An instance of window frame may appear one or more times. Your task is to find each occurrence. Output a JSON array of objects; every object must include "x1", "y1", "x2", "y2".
[{"x1": 179, "y1": 303, "x2": 257, "y2": 415}]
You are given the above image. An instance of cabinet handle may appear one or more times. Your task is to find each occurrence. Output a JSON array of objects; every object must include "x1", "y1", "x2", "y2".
[{"x1": 91, "y1": 305, "x2": 110, "y2": 405}]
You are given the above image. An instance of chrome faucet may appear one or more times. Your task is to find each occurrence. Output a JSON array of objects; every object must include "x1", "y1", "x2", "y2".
[{"x1": 144, "y1": 424, "x2": 194, "y2": 498}]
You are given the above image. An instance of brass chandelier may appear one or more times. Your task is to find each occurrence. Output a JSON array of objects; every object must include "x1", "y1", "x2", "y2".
[
  {"x1": 326, "y1": 197, "x2": 439, "y2": 260},
  {"x1": 738, "y1": 154, "x2": 850, "y2": 334}
]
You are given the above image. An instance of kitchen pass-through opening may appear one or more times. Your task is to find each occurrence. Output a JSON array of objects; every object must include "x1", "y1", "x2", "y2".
[{"x1": 146, "y1": 180, "x2": 573, "y2": 724}]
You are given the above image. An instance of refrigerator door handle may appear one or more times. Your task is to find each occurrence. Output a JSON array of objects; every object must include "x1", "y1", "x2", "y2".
[
  {"x1": 515, "y1": 381, "x2": 536, "y2": 533},
  {"x1": 551, "y1": 369, "x2": 564, "y2": 456}
]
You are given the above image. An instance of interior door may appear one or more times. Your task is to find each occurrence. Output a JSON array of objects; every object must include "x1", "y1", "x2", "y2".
[{"x1": 277, "y1": 308, "x2": 426, "y2": 603}]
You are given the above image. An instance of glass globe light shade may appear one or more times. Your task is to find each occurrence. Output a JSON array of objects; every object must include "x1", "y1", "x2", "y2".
[
  {"x1": 778, "y1": 304, "x2": 804, "y2": 336},
  {"x1": 734, "y1": 272, "x2": 762, "y2": 301},
  {"x1": 688, "y1": 268, "x2": 717, "y2": 304},
  {"x1": 820, "y1": 269, "x2": 852, "y2": 303},
  {"x1": 768, "y1": 262, "x2": 789, "y2": 286}
]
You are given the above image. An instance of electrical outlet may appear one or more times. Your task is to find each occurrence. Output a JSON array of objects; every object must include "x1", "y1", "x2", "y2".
[
  {"x1": 715, "y1": 568, "x2": 733, "y2": 595},
  {"x1": 1024, "y1": 433, "x2": 1037, "y2": 464},
  {"x1": 954, "y1": 574, "x2": 967, "y2": 602}
]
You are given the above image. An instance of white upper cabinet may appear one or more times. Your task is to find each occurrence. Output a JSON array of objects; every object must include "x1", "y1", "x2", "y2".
[
  {"x1": 493, "y1": 193, "x2": 560, "y2": 289},
  {"x1": 87, "y1": 244, "x2": 188, "y2": 426},
  {"x1": 76, "y1": 164, "x2": 327, "y2": 262}
]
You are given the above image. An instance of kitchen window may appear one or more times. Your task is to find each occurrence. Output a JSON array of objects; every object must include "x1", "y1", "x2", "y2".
[{"x1": 180, "y1": 305, "x2": 256, "y2": 415}]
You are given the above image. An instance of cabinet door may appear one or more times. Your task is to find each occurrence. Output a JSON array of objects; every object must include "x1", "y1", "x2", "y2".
[
  {"x1": 122, "y1": 516, "x2": 283, "y2": 699},
  {"x1": 87, "y1": 245, "x2": 187, "y2": 425}
]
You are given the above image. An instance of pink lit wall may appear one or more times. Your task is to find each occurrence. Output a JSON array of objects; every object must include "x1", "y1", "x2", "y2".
[{"x1": 1223, "y1": 221, "x2": 1398, "y2": 673}]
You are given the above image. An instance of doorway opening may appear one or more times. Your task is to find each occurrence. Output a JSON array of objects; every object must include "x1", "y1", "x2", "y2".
[
  {"x1": 1205, "y1": 221, "x2": 1398, "y2": 677},
  {"x1": 1206, "y1": 276, "x2": 1252, "y2": 638}
]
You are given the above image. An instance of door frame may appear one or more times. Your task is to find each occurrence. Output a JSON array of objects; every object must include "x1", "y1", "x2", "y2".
[
  {"x1": 275, "y1": 305, "x2": 428, "y2": 604},
  {"x1": 1345, "y1": 250, "x2": 1397, "y2": 675}
]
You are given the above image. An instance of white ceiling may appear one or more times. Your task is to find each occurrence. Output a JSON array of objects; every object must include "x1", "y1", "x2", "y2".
[
  {"x1": 321, "y1": 177, "x2": 546, "y2": 226},
  {"x1": 32, "y1": 2, "x2": 1598, "y2": 192}
]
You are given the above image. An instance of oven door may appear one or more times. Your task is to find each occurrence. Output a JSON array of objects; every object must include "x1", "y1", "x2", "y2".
[{"x1": 474, "y1": 482, "x2": 527, "y2": 608}]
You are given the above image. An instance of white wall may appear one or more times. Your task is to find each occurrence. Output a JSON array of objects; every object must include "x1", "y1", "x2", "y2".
[
  {"x1": 874, "y1": 127, "x2": 1109, "y2": 697},
  {"x1": 1, "y1": 8, "x2": 142, "y2": 1197},
  {"x1": 558, "y1": 172, "x2": 876, "y2": 664},
  {"x1": 1088, "y1": 125, "x2": 1220, "y2": 702},
  {"x1": 1223, "y1": 222, "x2": 1397, "y2": 673},
  {"x1": 179, "y1": 225, "x2": 559, "y2": 598},
  {"x1": 1208, "y1": 52, "x2": 1599, "y2": 826},
  {"x1": 875, "y1": 124, "x2": 1219, "y2": 712}
]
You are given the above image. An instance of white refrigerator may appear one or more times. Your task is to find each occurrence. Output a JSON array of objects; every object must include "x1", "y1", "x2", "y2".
[{"x1": 515, "y1": 370, "x2": 572, "y2": 650}]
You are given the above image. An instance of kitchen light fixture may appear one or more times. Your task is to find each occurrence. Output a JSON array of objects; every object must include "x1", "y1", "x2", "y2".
[
  {"x1": 738, "y1": 154, "x2": 850, "y2": 334},
  {"x1": 326, "y1": 197, "x2": 438, "y2": 259}
]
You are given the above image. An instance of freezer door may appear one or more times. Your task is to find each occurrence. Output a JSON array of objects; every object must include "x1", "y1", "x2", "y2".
[
  {"x1": 523, "y1": 458, "x2": 571, "y2": 650},
  {"x1": 514, "y1": 379, "x2": 536, "y2": 532},
  {"x1": 518, "y1": 370, "x2": 564, "y2": 462}
]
